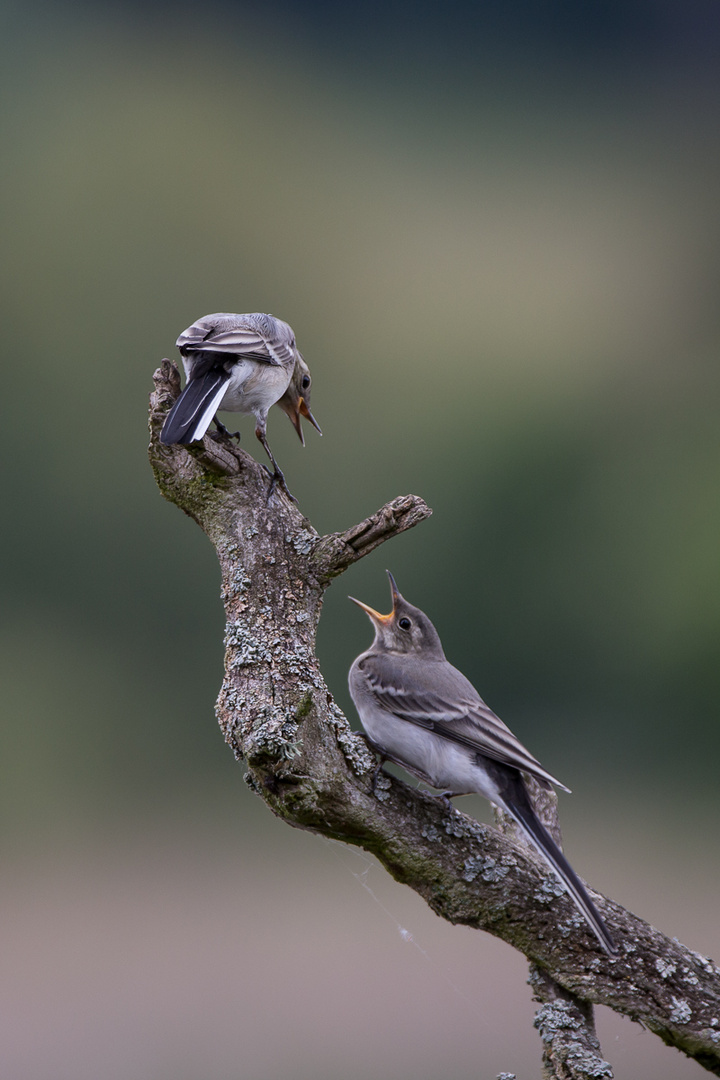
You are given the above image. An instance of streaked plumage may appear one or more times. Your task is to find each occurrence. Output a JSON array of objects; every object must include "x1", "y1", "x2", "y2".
[
  {"x1": 348, "y1": 572, "x2": 615, "y2": 954},
  {"x1": 160, "y1": 312, "x2": 320, "y2": 498}
]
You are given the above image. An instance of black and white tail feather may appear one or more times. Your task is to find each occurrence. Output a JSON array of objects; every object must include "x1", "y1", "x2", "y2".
[{"x1": 160, "y1": 364, "x2": 231, "y2": 445}]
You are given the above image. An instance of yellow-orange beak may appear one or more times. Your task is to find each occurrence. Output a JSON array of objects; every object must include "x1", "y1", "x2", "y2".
[
  {"x1": 280, "y1": 396, "x2": 323, "y2": 445},
  {"x1": 348, "y1": 596, "x2": 394, "y2": 625},
  {"x1": 349, "y1": 571, "x2": 403, "y2": 626},
  {"x1": 299, "y1": 397, "x2": 322, "y2": 435},
  {"x1": 287, "y1": 402, "x2": 306, "y2": 445}
]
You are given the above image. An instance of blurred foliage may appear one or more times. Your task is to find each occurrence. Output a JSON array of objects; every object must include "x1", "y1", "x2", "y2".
[{"x1": 1, "y1": 0, "x2": 720, "y2": 844}]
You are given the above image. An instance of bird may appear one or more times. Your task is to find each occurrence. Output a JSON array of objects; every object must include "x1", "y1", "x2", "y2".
[
  {"x1": 159, "y1": 312, "x2": 321, "y2": 498},
  {"x1": 348, "y1": 572, "x2": 616, "y2": 954}
]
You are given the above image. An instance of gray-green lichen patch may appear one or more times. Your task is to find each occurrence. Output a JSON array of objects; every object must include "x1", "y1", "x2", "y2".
[
  {"x1": 325, "y1": 703, "x2": 376, "y2": 776},
  {"x1": 688, "y1": 949, "x2": 720, "y2": 978},
  {"x1": 669, "y1": 997, "x2": 693, "y2": 1024},
  {"x1": 441, "y1": 811, "x2": 487, "y2": 843},
  {"x1": 534, "y1": 1000, "x2": 613, "y2": 1078},
  {"x1": 372, "y1": 773, "x2": 391, "y2": 802},
  {"x1": 462, "y1": 854, "x2": 515, "y2": 884},
  {"x1": 224, "y1": 623, "x2": 275, "y2": 667},
  {"x1": 556, "y1": 910, "x2": 586, "y2": 940},
  {"x1": 563, "y1": 1051, "x2": 613, "y2": 1079},
  {"x1": 535, "y1": 1000, "x2": 582, "y2": 1037},
  {"x1": 290, "y1": 528, "x2": 317, "y2": 555},
  {"x1": 534, "y1": 873, "x2": 567, "y2": 905},
  {"x1": 244, "y1": 703, "x2": 302, "y2": 762},
  {"x1": 220, "y1": 568, "x2": 253, "y2": 601},
  {"x1": 217, "y1": 685, "x2": 246, "y2": 715}
]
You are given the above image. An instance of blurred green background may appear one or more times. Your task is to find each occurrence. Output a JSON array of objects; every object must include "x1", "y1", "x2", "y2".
[{"x1": 2, "y1": 1, "x2": 719, "y2": 1076}]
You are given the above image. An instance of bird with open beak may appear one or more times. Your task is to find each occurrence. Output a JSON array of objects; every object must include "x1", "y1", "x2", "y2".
[
  {"x1": 348, "y1": 572, "x2": 615, "y2": 954},
  {"x1": 159, "y1": 312, "x2": 321, "y2": 500}
]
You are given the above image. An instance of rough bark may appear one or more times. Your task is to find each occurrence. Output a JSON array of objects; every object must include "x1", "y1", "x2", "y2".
[{"x1": 149, "y1": 360, "x2": 720, "y2": 1076}]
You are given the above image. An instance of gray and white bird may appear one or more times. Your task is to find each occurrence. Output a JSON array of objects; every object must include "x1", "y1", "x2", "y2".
[
  {"x1": 160, "y1": 312, "x2": 321, "y2": 497},
  {"x1": 348, "y1": 572, "x2": 615, "y2": 954}
]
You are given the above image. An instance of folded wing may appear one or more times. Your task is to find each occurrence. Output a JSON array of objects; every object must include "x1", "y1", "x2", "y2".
[
  {"x1": 361, "y1": 654, "x2": 570, "y2": 792},
  {"x1": 177, "y1": 312, "x2": 297, "y2": 368}
]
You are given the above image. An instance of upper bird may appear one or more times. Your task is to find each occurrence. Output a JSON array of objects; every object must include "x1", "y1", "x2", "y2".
[
  {"x1": 348, "y1": 573, "x2": 616, "y2": 954},
  {"x1": 159, "y1": 312, "x2": 321, "y2": 499}
]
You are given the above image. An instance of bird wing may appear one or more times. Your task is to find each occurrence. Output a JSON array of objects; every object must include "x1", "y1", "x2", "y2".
[
  {"x1": 360, "y1": 653, "x2": 570, "y2": 792},
  {"x1": 177, "y1": 313, "x2": 296, "y2": 368}
]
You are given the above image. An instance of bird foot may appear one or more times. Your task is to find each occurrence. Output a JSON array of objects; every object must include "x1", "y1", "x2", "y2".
[
  {"x1": 213, "y1": 418, "x2": 241, "y2": 441},
  {"x1": 430, "y1": 790, "x2": 455, "y2": 812},
  {"x1": 266, "y1": 465, "x2": 298, "y2": 505}
]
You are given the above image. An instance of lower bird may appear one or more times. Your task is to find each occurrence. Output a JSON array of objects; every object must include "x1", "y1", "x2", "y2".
[
  {"x1": 159, "y1": 312, "x2": 321, "y2": 499},
  {"x1": 348, "y1": 572, "x2": 615, "y2": 954}
]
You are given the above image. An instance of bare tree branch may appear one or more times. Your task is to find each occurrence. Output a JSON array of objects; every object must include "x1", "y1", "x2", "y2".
[
  {"x1": 530, "y1": 966, "x2": 613, "y2": 1080},
  {"x1": 149, "y1": 361, "x2": 720, "y2": 1076}
]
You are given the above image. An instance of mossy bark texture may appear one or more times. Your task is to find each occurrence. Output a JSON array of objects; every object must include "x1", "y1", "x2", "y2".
[{"x1": 149, "y1": 361, "x2": 720, "y2": 1078}]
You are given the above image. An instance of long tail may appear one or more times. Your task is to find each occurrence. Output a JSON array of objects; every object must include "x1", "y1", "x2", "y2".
[
  {"x1": 499, "y1": 774, "x2": 616, "y2": 954},
  {"x1": 160, "y1": 371, "x2": 230, "y2": 445}
]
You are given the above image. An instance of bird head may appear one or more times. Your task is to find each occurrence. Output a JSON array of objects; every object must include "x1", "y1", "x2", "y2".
[
  {"x1": 276, "y1": 354, "x2": 322, "y2": 445},
  {"x1": 349, "y1": 572, "x2": 445, "y2": 659}
]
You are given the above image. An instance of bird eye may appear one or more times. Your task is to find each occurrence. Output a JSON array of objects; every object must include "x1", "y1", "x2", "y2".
[
  {"x1": 302, "y1": 375, "x2": 311, "y2": 389},
  {"x1": 398, "y1": 617, "x2": 411, "y2": 630}
]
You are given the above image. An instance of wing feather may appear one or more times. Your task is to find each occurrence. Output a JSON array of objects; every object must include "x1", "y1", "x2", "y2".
[
  {"x1": 361, "y1": 654, "x2": 569, "y2": 792},
  {"x1": 176, "y1": 313, "x2": 296, "y2": 368}
]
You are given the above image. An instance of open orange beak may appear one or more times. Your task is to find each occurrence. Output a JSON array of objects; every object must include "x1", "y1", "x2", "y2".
[
  {"x1": 299, "y1": 398, "x2": 322, "y2": 435},
  {"x1": 287, "y1": 404, "x2": 305, "y2": 445},
  {"x1": 349, "y1": 571, "x2": 403, "y2": 626},
  {"x1": 348, "y1": 596, "x2": 394, "y2": 627},
  {"x1": 282, "y1": 397, "x2": 323, "y2": 446}
]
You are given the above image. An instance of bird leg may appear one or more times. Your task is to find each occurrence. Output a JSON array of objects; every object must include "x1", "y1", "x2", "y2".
[
  {"x1": 213, "y1": 417, "x2": 241, "y2": 441},
  {"x1": 255, "y1": 426, "x2": 298, "y2": 504}
]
